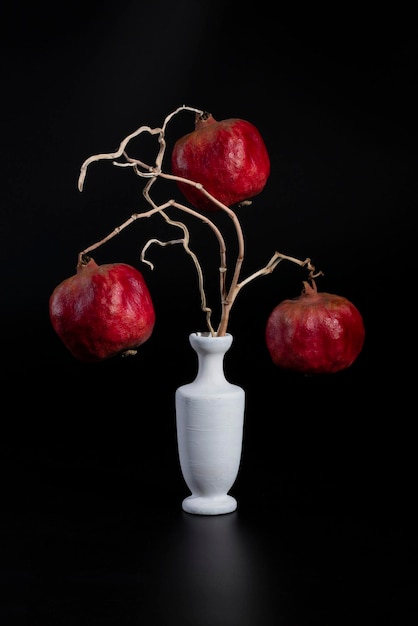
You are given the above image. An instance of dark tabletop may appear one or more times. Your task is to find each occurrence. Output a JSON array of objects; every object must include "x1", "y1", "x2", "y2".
[{"x1": 1, "y1": 2, "x2": 416, "y2": 624}]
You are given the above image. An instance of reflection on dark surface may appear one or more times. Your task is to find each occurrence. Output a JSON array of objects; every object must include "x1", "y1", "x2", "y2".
[
  {"x1": 1, "y1": 445, "x2": 418, "y2": 625},
  {"x1": 160, "y1": 512, "x2": 276, "y2": 626}
]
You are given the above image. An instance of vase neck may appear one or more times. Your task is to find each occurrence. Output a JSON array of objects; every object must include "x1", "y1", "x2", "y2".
[{"x1": 189, "y1": 333, "x2": 233, "y2": 385}]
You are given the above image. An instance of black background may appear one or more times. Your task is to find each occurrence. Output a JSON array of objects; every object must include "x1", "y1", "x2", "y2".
[{"x1": 1, "y1": 2, "x2": 417, "y2": 624}]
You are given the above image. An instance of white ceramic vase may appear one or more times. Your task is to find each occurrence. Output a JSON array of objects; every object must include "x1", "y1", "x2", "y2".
[{"x1": 175, "y1": 332, "x2": 245, "y2": 515}]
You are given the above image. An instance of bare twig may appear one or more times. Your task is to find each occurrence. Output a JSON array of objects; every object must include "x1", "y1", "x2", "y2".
[{"x1": 77, "y1": 106, "x2": 322, "y2": 336}]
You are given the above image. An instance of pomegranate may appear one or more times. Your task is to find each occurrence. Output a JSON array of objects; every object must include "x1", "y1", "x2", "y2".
[
  {"x1": 171, "y1": 111, "x2": 270, "y2": 212},
  {"x1": 265, "y1": 281, "x2": 365, "y2": 375},
  {"x1": 49, "y1": 257, "x2": 155, "y2": 362}
]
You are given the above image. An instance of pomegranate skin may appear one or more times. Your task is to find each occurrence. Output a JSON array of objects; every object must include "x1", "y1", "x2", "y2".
[
  {"x1": 171, "y1": 113, "x2": 270, "y2": 212},
  {"x1": 49, "y1": 258, "x2": 155, "y2": 362},
  {"x1": 265, "y1": 282, "x2": 365, "y2": 375}
]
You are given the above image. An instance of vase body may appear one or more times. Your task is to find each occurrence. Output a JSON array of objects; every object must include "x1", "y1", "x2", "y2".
[{"x1": 175, "y1": 332, "x2": 245, "y2": 515}]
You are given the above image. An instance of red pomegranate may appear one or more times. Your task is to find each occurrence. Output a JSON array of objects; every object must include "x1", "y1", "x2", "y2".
[
  {"x1": 49, "y1": 257, "x2": 155, "y2": 362},
  {"x1": 171, "y1": 112, "x2": 270, "y2": 212},
  {"x1": 265, "y1": 281, "x2": 365, "y2": 374}
]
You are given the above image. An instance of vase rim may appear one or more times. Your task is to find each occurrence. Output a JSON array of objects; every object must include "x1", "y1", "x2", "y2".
[{"x1": 192, "y1": 332, "x2": 232, "y2": 339}]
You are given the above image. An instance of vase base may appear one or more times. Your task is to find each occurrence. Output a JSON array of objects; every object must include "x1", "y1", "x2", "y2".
[{"x1": 182, "y1": 494, "x2": 237, "y2": 515}]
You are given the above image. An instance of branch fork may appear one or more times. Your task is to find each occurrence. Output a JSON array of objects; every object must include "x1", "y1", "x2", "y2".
[{"x1": 78, "y1": 105, "x2": 322, "y2": 336}]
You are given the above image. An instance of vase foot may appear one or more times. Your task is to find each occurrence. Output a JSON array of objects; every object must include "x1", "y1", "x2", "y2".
[{"x1": 182, "y1": 494, "x2": 237, "y2": 515}]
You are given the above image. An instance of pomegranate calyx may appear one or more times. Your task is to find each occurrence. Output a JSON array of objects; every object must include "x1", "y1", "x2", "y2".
[
  {"x1": 76, "y1": 255, "x2": 96, "y2": 272},
  {"x1": 302, "y1": 279, "x2": 318, "y2": 296},
  {"x1": 195, "y1": 111, "x2": 215, "y2": 130}
]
